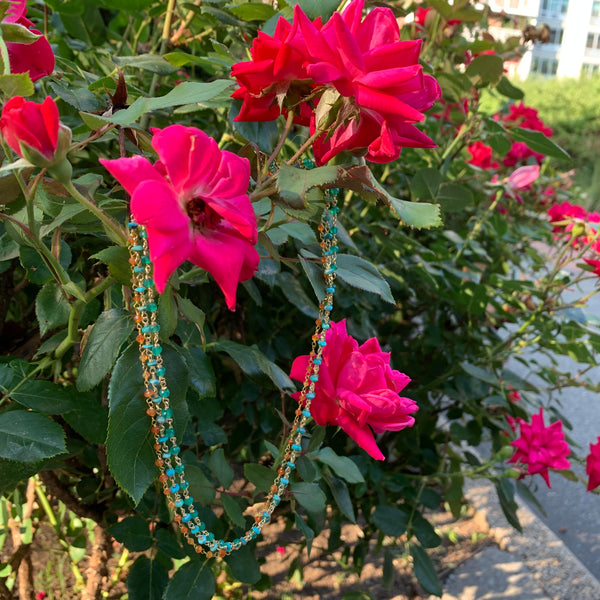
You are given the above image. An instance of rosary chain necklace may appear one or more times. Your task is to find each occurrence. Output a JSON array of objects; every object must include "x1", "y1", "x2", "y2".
[{"x1": 128, "y1": 186, "x2": 339, "y2": 558}]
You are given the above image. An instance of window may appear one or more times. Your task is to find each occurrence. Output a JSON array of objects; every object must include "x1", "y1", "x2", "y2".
[
  {"x1": 532, "y1": 57, "x2": 558, "y2": 75},
  {"x1": 548, "y1": 28, "x2": 563, "y2": 44},
  {"x1": 588, "y1": 33, "x2": 595, "y2": 48},
  {"x1": 541, "y1": 0, "x2": 568, "y2": 13},
  {"x1": 582, "y1": 63, "x2": 600, "y2": 77},
  {"x1": 593, "y1": 1, "x2": 600, "y2": 18}
]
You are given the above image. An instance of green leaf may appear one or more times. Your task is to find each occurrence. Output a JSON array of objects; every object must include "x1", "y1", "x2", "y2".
[
  {"x1": 186, "y1": 465, "x2": 216, "y2": 506},
  {"x1": 158, "y1": 287, "x2": 178, "y2": 340},
  {"x1": 277, "y1": 164, "x2": 341, "y2": 210},
  {"x1": 85, "y1": 80, "x2": 234, "y2": 126},
  {"x1": 221, "y1": 494, "x2": 246, "y2": 528},
  {"x1": 382, "y1": 547, "x2": 394, "y2": 591},
  {"x1": 98, "y1": 0, "x2": 154, "y2": 9},
  {"x1": 112, "y1": 54, "x2": 178, "y2": 75},
  {"x1": 436, "y1": 183, "x2": 474, "y2": 213},
  {"x1": 335, "y1": 254, "x2": 395, "y2": 304},
  {"x1": 460, "y1": 361, "x2": 499, "y2": 385},
  {"x1": 91, "y1": 247, "x2": 131, "y2": 285},
  {"x1": 0, "y1": 457, "x2": 49, "y2": 492},
  {"x1": 163, "y1": 559, "x2": 216, "y2": 600},
  {"x1": 176, "y1": 297, "x2": 206, "y2": 339},
  {"x1": 225, "y1": 546, "x2": 261, "y2": 584},
  {"x1": 295, "y1": 513, "x2": 315, "y2": 556},
  {"x1": 0, "y1": 73, "x2": 34, "y2": 98},
  {"x1": 290, "y1": 481, "x2": 326, "y2": 514},
  {"x1": 78, "y1": 309, "x2": 133, "y2": 391},
  {"x1": 244, "y1": 463, "x2": 276, "y2": 493},
  {"x1": 466, "y1": 54, "x2": 504, "y2": 86},
  {"x1": 230, "y1": 101, "x2": 280, "y2": 154},
  {"x1": 229, "y1": 3, "x2": 276, "y2": 20},
  {"x1": 215, "y1": 340, "x2": 295, "y2": 391},
  {"x1": 154, "y1": 528, "x2": 186, "y2": 560},
  {"x1": 412, "y1": 513, "x2": 441, "y2": 548},
  {"x1": 108, "y1": 516, "x2": 152, "y2": 552},
  {"x1": 510, "y1": 127, "x2": 571, "y2": 161},
  {"x1": 0, "y1": 410, "x2": 66, "y2": 462},
  {"x1": 389, "y1": 197, "x2": 442, "y2": 229},
  {"x1": 495, "y1": 479, "x2": 522, "y2": 532},
  {"x1": 410, "y1": 168, "x2": 443, "y2": 200},
  {"x1": 324, "y1": 474, "x2": 355, "y2": 523},
  {"x1": 180, "y1": 346, "x2": 216, "y2": 399},
  {"x1": 11, "y1": 381, "x2": 77, "y2": 414},
  {"x1": 317, "y1": 448, "x2": 364, "y2": 483},
  {"x1": 411, "y1": 544, "x2": 442, "y2": 597},
  {"x1": 488, "y1": 133, "x2": 512, "y2": 156},
  {"x1": 107, "y1": 344, "x2": 189, "y2": 504},
  {"x1": 277, "y1": 271, "x2": 318, "y2": 318},
  {"x1": 291, "y1": 0, "x2": 339, "y2": 20},
  {"x1": 372, "y1": 505, "x2": 409, "y2": 537},
  {"x1": 496, "y1": 76, "x2": 524, "y2": 100},
  {"x1": 0, "y1": 22, "x2": 40, "y2": 43},
  {"x1": 208, "y1": 448, "x2": 234, "y2": 488},
  {"x1": 126, "y1": 556, "x2": 169, "y2": 600},
  {"x1": 62, "y1": 392, "x2": 108, "y2": 445}
]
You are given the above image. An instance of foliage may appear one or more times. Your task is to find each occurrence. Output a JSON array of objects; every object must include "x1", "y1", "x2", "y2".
[{"x1": 1, "y1": 1, "x2": 599, "y2": 599}]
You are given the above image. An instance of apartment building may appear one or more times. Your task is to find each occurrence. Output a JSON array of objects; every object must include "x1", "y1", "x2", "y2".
[{"x1": 482, "y1": 0, "x2": 600, "y2": 78}]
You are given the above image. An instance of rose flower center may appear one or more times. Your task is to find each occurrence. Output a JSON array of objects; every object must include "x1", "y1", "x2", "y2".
[{"x1": 186, "y1": 197, "x2": 221, "y2": 231}]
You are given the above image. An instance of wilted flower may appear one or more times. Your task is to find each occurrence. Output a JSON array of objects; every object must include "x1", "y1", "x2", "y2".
[
  {"x1": 507, "y1": 407, "x2": 570, "y2": 487},
  {"x1": 290, "y1": 320, "x2": 417, "y2": 460},
  {"x1": 100, "y1": 125, "x2": 259, "y2": 310}
]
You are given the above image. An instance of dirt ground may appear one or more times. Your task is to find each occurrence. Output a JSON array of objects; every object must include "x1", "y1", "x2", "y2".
[{"x1": 1, "y1": 504, "x2": 492, "y2": 599}]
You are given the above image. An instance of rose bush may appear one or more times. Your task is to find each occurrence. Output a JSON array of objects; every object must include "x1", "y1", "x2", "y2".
[{"x1": 0, "y1": 1, "x2": 599, "y2": 599}]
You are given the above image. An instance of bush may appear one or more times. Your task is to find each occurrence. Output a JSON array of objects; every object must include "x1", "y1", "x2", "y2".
[{"x1": 1, "y1": 1, "x2": 599, "y2": 599}]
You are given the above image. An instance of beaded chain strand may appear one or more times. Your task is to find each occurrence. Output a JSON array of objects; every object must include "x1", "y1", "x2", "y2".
[{"x1": 127, "y1": 188, "x2": 340, "y2": 558}]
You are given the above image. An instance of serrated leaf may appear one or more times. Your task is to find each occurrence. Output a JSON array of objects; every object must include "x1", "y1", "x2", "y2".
[
  {"x1": 127, "y1": 556, "x2": 169, "y2": 600},
  {"x1": 108, "y1": 516, "x2": 152, "y2": 551},
  {"x1": 389, "y1": 197, "x2": 442, "y2": 229},
  {"x1": 277, "y1": 164, "x2": 341, "y2": 210},
  {"x1": 154, "y1": 528, "x2": 186, "y2": 559},
  {"x1": 215, "y1": 340, "x2": 294, "y2": 391},
  {"x1": 0, "y1": 73, "x2": 34, "y2": 97},
  {"x1": 112, "y1": 54, "x2": 178, "y2": 74},
  {"x1": 84, "y1": 80, "x2": 234, "y2": 126},
  {"x1": 460, "y1": 361, "x2": 499, "y2": 385},
  {"x1": 0, "y1": 457, "x2": 49, "y2": 492},
  {"x1": 62, "y1": 392, "x2": 108, "y2": 445},
  {"x1": 510, "y1": 127, "x2": 571, "y2": 161},
  {"x1": 244, "y1": 463, "x2": 275, "y2": 493},
  {"x1": 180, "y1": 346, "x2": 216, "y2": 399},
  {"x1": 372, "y1": 505, "x2": 409, "y2": 537},
  {"x1": 295, "y1": 513, "x2": 315, "y2": 556},
  {"x1": 411, "y1": 544, "x2": 442, "y2": 597},
  {"x1": 186, "y1": 465, "x2": 216, "y2": 506},
  {"x1": 410, "y1": 168, "x2": 443, "y2": 200},
  {"x1": 107, "y1": 344, "x2": 189, "y2": 504},
  {"x1": 163, "y1": 559, "x2": 216, "y2": 600},
  {"x1": 225, "y1": 546, "x2": 261, "y2": 583},
  {"x1": 317, "y1": 447, "x2": 364, "y2": 483},
  {"x1": 0, "y1": 22, "x2": 40, "y2": 43},
  {"x1": 221, "y1": 494, "x2": 246, "y2": 528},
  {"x1": 290, "y1": 481, "x2": 326, "y2": 514},
  {"x1": 436, "y1": 183, "x2": 474, "y2": 213},
  {"x1": 0, "y1": 410, "x2": 66, "y2": 462},
  {"x1": 496, "y1": 76, "x2": 524, "y2": 99},
  {"x1": 466, "y1": 54, "x2": 504, "y2": 86},
  {"x1": 335, "y1": 254, "x2": 395, "y2": 304},
  {"x1": 11, "y1": 380, "x2": 78, "y2": 414},
  {"x1": 324, "y1": 474, "x2": 355, "y2": 523},
  {"x1": 91, "y1": 246, "x2": 131, "y2": 285},
  {"x1": 208, "y1": 448, "x2": 233, "y2": 488},
  {"x1": 77, "y1": 308, "x2": 133, "y2": 391}
]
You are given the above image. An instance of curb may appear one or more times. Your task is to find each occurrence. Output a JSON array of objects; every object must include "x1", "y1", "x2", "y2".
[{"x1": 463, "y1": 479, "x2": 600, "y2": 600}]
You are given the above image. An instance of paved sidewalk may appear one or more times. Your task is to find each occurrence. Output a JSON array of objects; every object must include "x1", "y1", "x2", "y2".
[{"x1": 429, "y1": 480, "x2": 600, "y2": 600}]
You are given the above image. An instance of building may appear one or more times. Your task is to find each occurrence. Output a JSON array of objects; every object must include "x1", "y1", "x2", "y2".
[{"x1": 481, "y1": 0, "x2": 600, "y2": 78}]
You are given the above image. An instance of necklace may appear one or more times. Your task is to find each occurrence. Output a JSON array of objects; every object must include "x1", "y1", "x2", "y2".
[{"x1": 128, "y1": 185, "x2": 339, "y2": 558}]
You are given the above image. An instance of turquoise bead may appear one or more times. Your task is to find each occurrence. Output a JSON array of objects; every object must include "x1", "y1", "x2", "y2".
[
  {"x1": 162, "y1": 407, "x2": 173, "y2": 418},
  {"x1": 190, "y1": 524, "x2": 199, "y2": 533},
  {"x1": 171, "y1": 445, "x2": 181, "y2": 455},
  {"x1": 182, "y1": 513, "x2": 191, "y2": 522},
  {"x1": 330, "y1": 206, "x2": 339, "y2": 214},
  {"x1": 147, "y1": 360, "x2": 157, "y2": 367},
  {"x1": 322, "y1": 323, "x2": 330, "y2": 330},
  {"x1": 156, "y1": 367, "x2": 165, "y2": 376},
  {"x1": 207, "y1": 533, "x2": 215, "y2": 542},
  {"x1": 190, "y1": 510, "x2": 198, "y2": 519},
  {"x1": 306, "y1": 392, "x2": 315, "y2": 399},
  {"x1": 158, "y1": 435, "x2": 168, "y2": 443},
  {"x1": 326, "y1": 286, "x2": 336, "y2": 293},
  {"x1": 318, "y1": 340, "x2": 327, "y2": 347},
  {"x1": 330, "y1": 188, "x2": 339, "y2": 195},
  {"x1": 170, "y1": 483, "x2": 179, "y2": 493},
  {"x1": 152, "y1": 346, "x2": 162, "y2": 356},
  {"x1": 133, "y1": 266, "x2": 144, "y2": 273},
  {"x1": 241, "y1": 538, "x2": 247, "y2": 545},
  {"x1": 197, "y1": 534, "x2": 206, "y2": 543},
  {"x1": 149, "y1": 378, "x2": 160, "y2": 385},
  {"x1": 159, "y1": 388, "x2": 170, "y2": 397},
  {"x1": 162, "y1": 451, "x2": 171, "y2": 459},
  {"x1": 175, "y1": 499, "x2": 183, "y2": 507},
  {"x1": 252, "y1": 525, "x2": 260, "y2": 535},
  {"x1": 139, "y1": 230, "x2": 147, "y2": 238},
  {"x1": 175, "y1": 464, "x2": 185, "y2": 474},
  {"x1": 166, "y1": 468, "x2": 175, "y2": 477},
  {"x1": 263, "y1": 511, "x2": 270, "y2": 520},
  {"x1": 184, "y1": 496, "x2": 193, "y2": 505},
  {"x1": 131, "y1": 245, "x2": 143, "y2": 251},
  {"x1": 330, "y1": 227, "x2": 337, "y2": 234},
  {"x1": 180, "y1": 480, "x2": 189, "y2": 489},
  {"x1": 291, "y1": 444, "x2": 302, "y2": 452},
  {"x1": 128, "y1": 221, "x2": 138, "y2": 229},
  {"x1": 310, "y1": 375, "x2": 319, "y2": 382},
  {"x1": 272, "y1": 494, "x2": 281, "y2": 505},
  {"x1": 313, "y1": 358, "x2": 321, "y2": 365},
  {"x1": 226, "y1": 542, "x2": 232, "y2": 552},
  {"x1": 280, "y1": 478, "x2": 289, "y2": 485},
  {"x1": 302, "y1": 410, "x2": 311, "y2": 417},
  {"x1": 297, "y1": 427, "x2": 305, "y2": 434},
  {"x1": 141, "y1": 256, "x2": 151, "y2": 264},
  {"x1": 286, "y1": 461, "x2": 295, "y2": 470}
]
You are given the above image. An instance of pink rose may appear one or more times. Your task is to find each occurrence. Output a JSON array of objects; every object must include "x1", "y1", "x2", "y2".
[
  {"x1": 3, "y1": 0, "x2": 54, "y2": 81},
  {"x1": 507, "y1": 407, "x2": 570, "y2": 488},
  {"x1": 466, "y1": 141, "x2": 499, "y2": 170},
  {"x1": 290, "y1": 320, "x2": 417, "y2": 460},
  {"x1": 100, "y1": 125, "x2": 259, "y2": 310},
  {"x1": 296, "y1": 0, "x2": 440, "y2": 164},
  {"x1": 502, "y1": 102, "x2": 552, "y2": 137},
  {"x1": 586, "y1": 437, "x2": 600, "y2": 491}
]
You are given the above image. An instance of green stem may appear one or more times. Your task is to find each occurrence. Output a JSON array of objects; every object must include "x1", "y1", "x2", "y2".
[
  {"x1": 262, "y1": 111, "x2": 295, "y2": 180},
  {"x1": 54, "y1": 275, "x2": 117, "y2": 360},
  {"x1": 64, "y1": 181, "x2": 126, "y2": 245},
  {"x1": 0, "y1": 357, "x2": 53, "y2": 406}
]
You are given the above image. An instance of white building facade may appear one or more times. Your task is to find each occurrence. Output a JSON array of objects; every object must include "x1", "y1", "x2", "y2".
[{"x1": 482, "y1": 0, "x2": 600, "y2": 78}]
